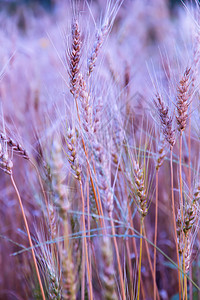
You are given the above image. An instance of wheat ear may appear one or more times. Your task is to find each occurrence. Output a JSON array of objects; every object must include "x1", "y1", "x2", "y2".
[
  {"x1": 68, "y1": 20, "x2": 81, "y2": 96},
  {"x1": 87, "y1": 23, "x2": 108, "y2": 76}
]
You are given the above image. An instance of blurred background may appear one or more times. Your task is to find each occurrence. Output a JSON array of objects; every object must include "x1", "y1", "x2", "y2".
[{"x1": 0, "y1": 0, "x2": 198, "y2": 12}]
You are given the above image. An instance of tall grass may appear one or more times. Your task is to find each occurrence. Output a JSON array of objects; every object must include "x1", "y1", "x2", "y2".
[{"x1": 0, "y1": 0, "x2": 200, "y2": 299}]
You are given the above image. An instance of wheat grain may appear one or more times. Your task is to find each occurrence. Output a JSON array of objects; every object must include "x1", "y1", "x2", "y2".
[
  {"x1": 68, "y1": 20, "x2": 81, "y2": 96},
  {"x1": 176, "y1": 68, "x2": 191, "y2": 132}
]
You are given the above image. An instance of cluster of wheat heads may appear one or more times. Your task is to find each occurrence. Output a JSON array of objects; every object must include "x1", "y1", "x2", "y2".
[{"x1": 0, "y1": 0, "x2": 200, "y2": 299}]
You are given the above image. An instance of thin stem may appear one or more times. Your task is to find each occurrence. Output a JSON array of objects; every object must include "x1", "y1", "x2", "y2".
[
  {"x1": 123, "y1": 177, "x2": 133, "y2": 299},
  {"x1": 137, "y1": 217, "x2": 143, "y2": 300},
  {"x1": 183, "y1": 245, "x2": 188, "y2": 300},
  {"x1": 170, "y1": 147, "x2": 181, "y2": 300},
  {"x1": 126, "y1": 238, "x2": 134, "y2": 300},
  {"x1": 79, "y1": 180, "x2": 93, "y2": 300},
  {"x1": 143, "y1": 225, "x2": 160, "y2": 300},
  {"x1": 86, "y1": 171, "x2": 92, "y2": 275},
  {"x1": 197, "y1": 252, "x2": 200, "y2": 299},
  {"x1": 81, "y1": 236, "x2": 85, "y2": 300},
  {"x1": 179, "y1": 132, "x2": 183, "y2": 220},
  {"x1": 188, "y1": 111, "x2": 192, "y2": 193},
  {"x1": 154, "y1": 168, "x2": 159, "y2": 300},
  {"x1": 189, "y1": 267, "x2": 193, "y2": 300},
  {"x1": 128, "y1": 208, "x2": 146, "y2": 299},
  {"x1": 179, "y1": 132, "x2": 188, "y2": 300},
  {"x1": 110, "y1": 218, "x2": 126, "y2": 300},
  {"x1": 188, "y1": 110, "x2": 193, "y2": 300},
  {"x1": 11, "y1": 175, "x2": 46, "y2": 300},
  {"x1": 92, "y1": 157, "x2": 106, "y2": 231}
]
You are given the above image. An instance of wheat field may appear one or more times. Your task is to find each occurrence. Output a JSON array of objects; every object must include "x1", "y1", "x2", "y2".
[{"x1": 0, "y1": 0, "x2": 200, "y2": 299}]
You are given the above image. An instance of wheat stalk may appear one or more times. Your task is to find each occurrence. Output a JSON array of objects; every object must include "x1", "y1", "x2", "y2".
[
  {"x1": 61, "y1": 249, "x2": 76, "y2": 300},
  {"x1": 100, "y1": 236, "x2": 117, "y2": 300},
  {"x1": 154, "y1": 92, "x2": 181, "y2": 299},
  {"x1": 65, "y1": 126, "x2": 93, "y2": 299},
  {"x1": 93, "y1": 140, "x2": 125, "y2": 299},
  {"x1": 87, "y1": 23, "x2": 108, "y2": 76}
]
